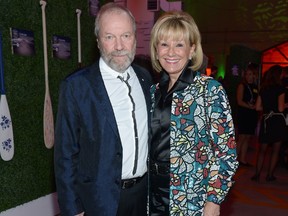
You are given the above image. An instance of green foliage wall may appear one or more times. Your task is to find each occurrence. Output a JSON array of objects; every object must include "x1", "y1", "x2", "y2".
[{"x1": 0, "y1": 0, "x2": 98, "y2": 212}]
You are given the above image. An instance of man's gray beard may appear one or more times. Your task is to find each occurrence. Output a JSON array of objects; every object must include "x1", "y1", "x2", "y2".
[
  {"x1": 101, "y1": 48, "x2": 136, "y2": 73},
  {"x1": 106, "y1": 55, "x2": 133, "y2": 73}
]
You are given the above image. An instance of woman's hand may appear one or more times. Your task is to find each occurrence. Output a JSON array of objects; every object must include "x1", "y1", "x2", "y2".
[
  {"x1": 75, "y1": 212, "x2": 84, "y2": 216},
  {"x1": 204, "y1": 202, "x2": 220, "y2": 216},
  {"x1": 247, "y1": 102, "x2": 255, "y2": 109}
]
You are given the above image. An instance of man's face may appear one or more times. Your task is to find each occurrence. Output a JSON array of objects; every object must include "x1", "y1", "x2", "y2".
[{"x1": 97, "y1": 11, "x2": 136, "y2": 73}]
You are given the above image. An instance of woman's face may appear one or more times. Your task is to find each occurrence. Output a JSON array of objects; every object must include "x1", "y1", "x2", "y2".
[
  {"x1": 245, "y1": 70, "x2": 254, "y2": 84},
  {"x1": 156, "y1": 37, "x2": 195, "y2": 78}
]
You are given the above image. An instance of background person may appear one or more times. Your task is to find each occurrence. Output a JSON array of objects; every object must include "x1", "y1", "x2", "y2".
[
  {"x1": 236, "y1": 64, "x2": 259, "y2": 166},
  {"x1": 149, "y1": 11, "x2": 238, "y2": 216},
  {"x1": 280, "y1": 66, "x2": 288, "y2": 168},
  {"x1": 54, "y1": 3, "x2": 152, "y2": 216},
  {"x1": 252, "y1": 65, "x2": 286, "y2": 182}
]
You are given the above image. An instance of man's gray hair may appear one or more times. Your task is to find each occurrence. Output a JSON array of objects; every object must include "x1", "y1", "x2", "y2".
[{"x1": 94, "y1": 3, "x2": 136, "y2": 38}]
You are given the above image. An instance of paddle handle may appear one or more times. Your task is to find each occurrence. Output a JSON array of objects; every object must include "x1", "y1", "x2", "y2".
[
  {"x1": 76, "y1": 9, "x2": 82, "y2": 68},
  {"x1": 0, "y1": 32, "x2": 5, "y2": 93},
  {"x1": 40, "y1": 0, "x2": 49, "y2": 88}
]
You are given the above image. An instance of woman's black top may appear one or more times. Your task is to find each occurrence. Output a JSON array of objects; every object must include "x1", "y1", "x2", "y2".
[{"x1": 150, "y1": 65, "x2": 195, "y2": 163}]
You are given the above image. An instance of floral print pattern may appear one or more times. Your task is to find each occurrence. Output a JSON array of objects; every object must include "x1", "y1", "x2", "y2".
[{"x1": 151, "y1": 73, "x2": 238, "y2": 216}]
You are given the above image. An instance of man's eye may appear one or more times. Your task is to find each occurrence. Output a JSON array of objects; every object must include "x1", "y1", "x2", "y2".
[
  {"x1": 122, "y1": 34, "x2": 132, "y2": 40},
  {"x1": 105, "y1": 35, "x2": 114, "y2": 40}
]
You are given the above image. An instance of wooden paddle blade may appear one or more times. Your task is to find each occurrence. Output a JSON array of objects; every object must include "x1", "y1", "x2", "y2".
[
  {"x1": 43, "y1": 91, "x2": 54, "y2": 149},
  {"x1": 0, "y1": 95, "x2": 14, "y2": 161}
]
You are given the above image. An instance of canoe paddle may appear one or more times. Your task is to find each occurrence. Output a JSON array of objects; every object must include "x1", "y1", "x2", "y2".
[
  {"x1": 76, "y1": 9, "x2": 82, "y2": 68},
  {"x1": 40, "y1": 0, "x2": 54, "y2": 149},
  {"x1": 0, "y1": 31, "x2": 14, "y2": 161}
]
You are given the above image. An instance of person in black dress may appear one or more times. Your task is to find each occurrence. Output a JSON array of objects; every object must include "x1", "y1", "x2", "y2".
[
  {"x1": 236, "y1": 65, "x2": 259, "y2": 166},
  {"x1": 279, "y1": 66, "x2": 288, "y2": 168},
  {"x1": 251, "y1": 65, "x2": 286, "y2": 182}
]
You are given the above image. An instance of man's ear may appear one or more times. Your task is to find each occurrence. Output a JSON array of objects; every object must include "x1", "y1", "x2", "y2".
[{"x1": 96, "y1": 39, "x2": 100, "y2": 49}]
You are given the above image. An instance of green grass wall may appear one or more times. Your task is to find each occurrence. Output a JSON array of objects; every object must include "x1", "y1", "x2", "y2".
[{"x1": 0, "y1": 0, "x2": 98, "y2": 212}]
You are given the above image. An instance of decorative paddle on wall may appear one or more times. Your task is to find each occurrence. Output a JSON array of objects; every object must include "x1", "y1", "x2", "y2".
[
  {"x1": 40, "y1": 0, "x2": 54, "y2": 149},
  {"x1": 76, "y1": 9, "x2": 82, "y2": 68},
  {"x1": 0, "y1": 31, "x2": 14, "y2": 161}
]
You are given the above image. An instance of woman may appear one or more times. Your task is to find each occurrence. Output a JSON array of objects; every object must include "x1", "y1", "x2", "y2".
[
  {"x1": 251, "y1": 65, "x2": 286, "y2": 182},
  {"x1": 236, "y1": 65, "x2": 258, "y2": 166},
  {"x1": 280, "y1": 66, "x2": 288, "y2": 168},
  {"x1": 149, "y1": 11, "x2": 239, "y2": 216}
]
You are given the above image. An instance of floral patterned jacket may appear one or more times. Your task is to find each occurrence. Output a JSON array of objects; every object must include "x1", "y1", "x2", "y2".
[{"x1": 151, "y1": 73, "x2": 239, "y2": 216}]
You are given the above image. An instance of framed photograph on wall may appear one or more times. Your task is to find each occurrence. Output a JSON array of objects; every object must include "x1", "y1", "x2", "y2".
[
  {"x1": 10, "y1": 28, "x2": 35, "y2": 56},
  {"x1": 52, "y1": 35, "x2": 71, "y2": 60},
  {"x1": 89, "y1": 0, "x2": 99, "y2": 16}
]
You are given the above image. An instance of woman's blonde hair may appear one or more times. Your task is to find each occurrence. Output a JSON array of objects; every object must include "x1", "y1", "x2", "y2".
[{"x1": 150, "y1": 11, "x2": 203, "y2": 73}]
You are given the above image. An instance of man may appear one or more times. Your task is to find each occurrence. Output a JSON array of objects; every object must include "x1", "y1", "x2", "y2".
[{"x1": 54, "y1": 3, "x2": 152, "y2": 216}]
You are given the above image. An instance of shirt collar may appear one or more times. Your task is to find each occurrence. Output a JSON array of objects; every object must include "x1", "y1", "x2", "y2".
[
  {"x1": 99, "y1": 57, "x2": 129, "y2": 80},
  {"x1": 159, "y1": 60, "x2": 196, "y2": 91}
]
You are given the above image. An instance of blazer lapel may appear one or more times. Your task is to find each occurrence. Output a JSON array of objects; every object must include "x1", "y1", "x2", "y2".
[
  {"x1": 85, "y1": 63, "x2": 152, "y2": 138},
  {"x1": 87, "y1": 62, "x2": 120, "y2": 137}
]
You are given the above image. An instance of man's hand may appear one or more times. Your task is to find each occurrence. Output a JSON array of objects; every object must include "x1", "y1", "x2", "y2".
[{"x1": 203, "y1": 201, "x2": 220, "y2": 216}]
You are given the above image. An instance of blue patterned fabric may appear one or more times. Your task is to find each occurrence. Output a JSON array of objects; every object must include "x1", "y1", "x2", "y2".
[{"x1": 151, "y1": 73, "x2": 239, "y2": 216}]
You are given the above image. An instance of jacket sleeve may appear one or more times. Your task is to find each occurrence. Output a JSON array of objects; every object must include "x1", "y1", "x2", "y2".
[
  {"x1": 206, "y1": 80, "x2": 239, "y2": 204},
  {"x1": 54, "y1": 80, "x2": 84, "y2": 216}
]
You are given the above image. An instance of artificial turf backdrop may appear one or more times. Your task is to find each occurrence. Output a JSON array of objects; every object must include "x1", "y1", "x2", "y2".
[
  {"x1": 0, "y1": 0, "x2": 262, "y2": 213},
  {"x1": 0, "y1": 0, "x2": 103, "y2": 212}
]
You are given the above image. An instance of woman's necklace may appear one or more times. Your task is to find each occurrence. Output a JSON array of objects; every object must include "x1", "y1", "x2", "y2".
[{"x1": 246, "y1": 84, "x2": 254, "y2": 104}]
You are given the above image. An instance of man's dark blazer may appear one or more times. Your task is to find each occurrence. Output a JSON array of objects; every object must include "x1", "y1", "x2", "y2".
[{"x1": 54, "y1": 60, "x2": 153, "y2": 216}]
